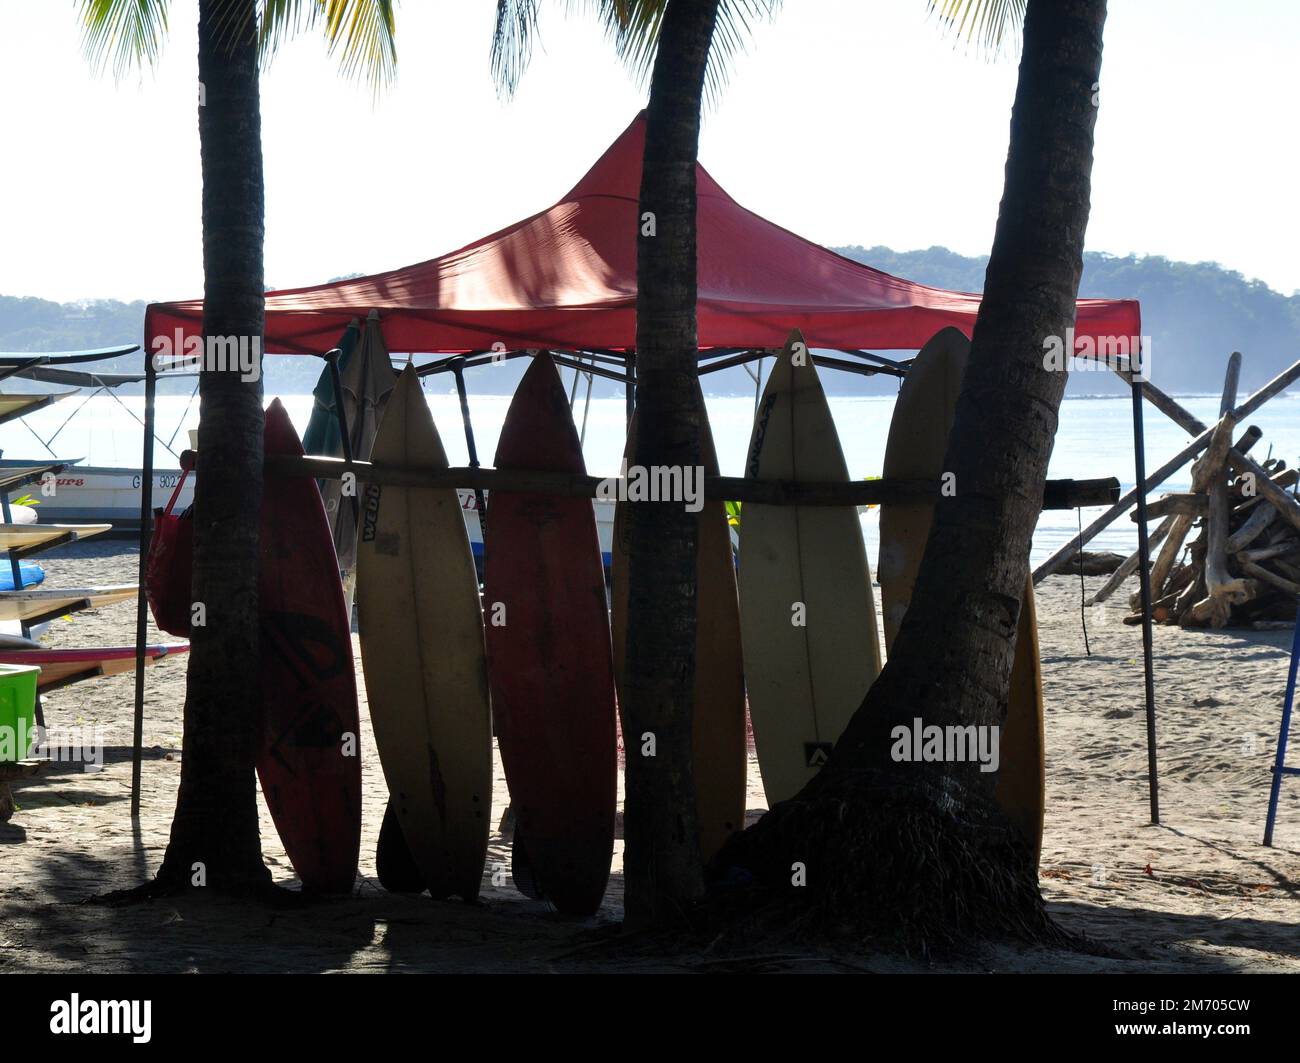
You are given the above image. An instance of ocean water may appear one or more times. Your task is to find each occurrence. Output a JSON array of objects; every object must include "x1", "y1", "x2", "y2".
[{"x1": 2, "y1": 387, "x2": 1297, "y2": 569}]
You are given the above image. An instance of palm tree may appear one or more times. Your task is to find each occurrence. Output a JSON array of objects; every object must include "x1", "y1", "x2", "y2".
[
  {"x1": 77, "y1": 0, "x2": 396, "y2": 895},
  {"x1": 496, "y1": 0, "x2": 1110, "y2": 944},
  {"x1": 720, "y1": 0, "x2": 1107, "y2": 948},
  {"x1": 492, "y1": 0, "x2": 780, "y2": 926}
]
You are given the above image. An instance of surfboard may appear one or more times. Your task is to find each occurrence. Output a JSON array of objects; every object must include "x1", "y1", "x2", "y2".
[
  {"x1": 0, "y1": 643, "x2": 187, "y2": 692},
  {"x1": 375, "y1": 801, "x2": 426, "y2": 893},
  {"x1": 877, "y1": 326, "x2": 1045, "y2": 861},
  {"x1": 259, "y1": 399, "x2": 362, "y2": 894},
  {"x1": 356, "y1": 366, "x2": 492, "y2": 901},
  {"x1": 0, "y1": 524, "x2": 109, "y2": 551},
  {"x1": 0, "y1": 586, "x2": 135, "y2": 623},
  {"x1": 611, "y1": 393, "x2": 746, "y2": 862},
  {"x1": 739, "y1": 330, "x2": 883, "y2": 805},
  {"x1": 484, "y1": 353, "x2": 616, "y2": 916}
]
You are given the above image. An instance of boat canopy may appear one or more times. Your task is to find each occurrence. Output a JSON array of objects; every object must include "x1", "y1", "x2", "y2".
[{"x1": 145, "y1": 112, "x2": 1140, "y2": 359}]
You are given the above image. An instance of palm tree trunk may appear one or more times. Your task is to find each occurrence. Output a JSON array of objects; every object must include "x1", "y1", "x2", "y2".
[
  {"x1": 714, "y1": 0, "x2": 1107, "y2": 947},
  {"x1": 155, "y1": 0, "x2": 270, "y2": 893},
  {"x1": 622, "y1": 0, "x2": 720, "y2": 926}
]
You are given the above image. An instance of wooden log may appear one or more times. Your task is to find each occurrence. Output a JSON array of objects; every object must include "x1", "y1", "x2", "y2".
[
  {"x1": 1274, "y1": 558, "x2": 1300, "y2": 582},
  {"x1": 1232, "y1": 467, "x2": 1299, "y2": 513},
  {"x1": 1239, "y1": 542, "x2": 1300, "y2": 563},
  {"x1": 1227, "y1": 453, "x2": 1300, "y2": 535},
  {"x1": 1091, "y1": 516, "x2": 1174, "y2": 604},
  {"x1": 1118, "y1": 373, "x2": 1299, "y2": 540},
  {"x1": 1226, "y1": 503, "x2": 1278, "y2": 553},
  {"x1": 1240, "y1": 561, "x2": 1300, "y2": 597},
  {"x1": 1202, "y1": 356, "x2": 1249, "y2": 617},
  {"x1": 263, "y1": 454, "x2": 1117, "y2": 509},
  {"x1": 1187, "y1": 578, "x2": 1260, "y2": 628},
  {"x1": 1147, "y1": 416, "x2": 1247, "y2": 601},
  {"x1": 1172, "y1": 569, "x2": 1207, "y2": 623},
  {"x1": 1131, "y1": 492, "x2": 1206, "y2": 521}
]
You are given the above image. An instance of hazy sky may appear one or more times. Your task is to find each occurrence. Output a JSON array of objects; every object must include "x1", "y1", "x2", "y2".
[{"x1": 1, "y1": 0, "x2": 1296, "y2": 305}]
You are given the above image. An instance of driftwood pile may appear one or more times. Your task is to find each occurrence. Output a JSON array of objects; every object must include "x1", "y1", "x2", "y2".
[{"x1": 1089, "y1": 409, "x2": 1300, "y2": 628}]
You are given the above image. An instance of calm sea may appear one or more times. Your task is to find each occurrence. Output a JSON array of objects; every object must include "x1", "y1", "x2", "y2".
[{"x1": 3, "y1": 389, "x2": 1296, "y2": 568}]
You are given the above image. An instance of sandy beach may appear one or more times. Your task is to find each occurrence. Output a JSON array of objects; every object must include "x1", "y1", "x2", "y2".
[{"x1": 1, "y1": 538, "x2": 1297, "y2": 973}]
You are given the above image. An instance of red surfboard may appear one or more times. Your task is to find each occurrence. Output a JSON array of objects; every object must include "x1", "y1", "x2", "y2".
[
  {"x1": 484, "y1": 354, "x2": 616, "y2": 916},
  {"x1": 259, "y1": 399, "x2": 362, "y2": 893}
]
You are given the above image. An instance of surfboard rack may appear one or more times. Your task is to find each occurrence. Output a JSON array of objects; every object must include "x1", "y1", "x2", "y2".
[{"x1": 266, "y1": 454, "x2": 1119, "y2": 511}]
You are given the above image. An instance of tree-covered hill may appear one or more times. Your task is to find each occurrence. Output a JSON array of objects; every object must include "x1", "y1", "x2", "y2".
[{"x1": 834, "y1": 246, "x2": 1300, "y2": 396}]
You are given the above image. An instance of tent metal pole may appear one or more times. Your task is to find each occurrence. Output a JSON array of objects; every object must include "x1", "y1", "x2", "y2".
[
  {"x1": 131, "y1": 352, "x2": 157, "y2": 818},
  {"x1": 451, "y1": 358, "x2": 489, "y2": 547},
  {"x1": 1129, "y1": 359, "x2": 1160, "y2": 825}
]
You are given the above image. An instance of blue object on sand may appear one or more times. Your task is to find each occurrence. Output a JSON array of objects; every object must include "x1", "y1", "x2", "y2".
[{"x1": 0, "y1": 561, "x2": 44, "y2": 591}]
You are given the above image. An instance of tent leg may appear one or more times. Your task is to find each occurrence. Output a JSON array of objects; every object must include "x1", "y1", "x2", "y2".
[
  {"x1": 131, "y1": 353, "x2": 157, "y2": 818},
  {"x1": 1130, "y1": 366, "x2": 1160, "y2": 825}
]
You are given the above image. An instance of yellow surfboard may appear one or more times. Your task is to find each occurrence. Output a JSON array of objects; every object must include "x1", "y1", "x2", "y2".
[
  {"x1": 356, "y1": 366, "x2": 493, "y2": 900},
  {"x1": 611, "y1": 390, "x2": 747, "y2": 862},
  {"x1": 878, "y1": 326, "x2": 1045, "y2": 862}
]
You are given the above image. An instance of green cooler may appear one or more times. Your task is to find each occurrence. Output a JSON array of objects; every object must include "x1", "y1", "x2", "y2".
[{"x1": 0, "y1": 663, "x2": 39, "y2": 763}]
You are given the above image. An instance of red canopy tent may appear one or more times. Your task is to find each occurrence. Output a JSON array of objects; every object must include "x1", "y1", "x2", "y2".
[{"x1": 145, "y1": 112, "x2": 1139, "y2": 357}]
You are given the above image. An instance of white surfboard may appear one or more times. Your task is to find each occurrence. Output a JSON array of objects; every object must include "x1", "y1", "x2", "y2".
[{"x1": 738, "y1": 330, "x2": 883, "y2": 805}]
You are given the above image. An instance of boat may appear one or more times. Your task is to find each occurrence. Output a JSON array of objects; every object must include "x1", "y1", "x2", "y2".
[{"x1": 0, "y1": 460, "x2": 617, "y2": 563}]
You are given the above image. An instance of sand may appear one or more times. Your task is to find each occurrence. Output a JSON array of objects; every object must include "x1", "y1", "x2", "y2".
[{"x1": 1, "y1": 538, "x2": 1298, "y2": 973}]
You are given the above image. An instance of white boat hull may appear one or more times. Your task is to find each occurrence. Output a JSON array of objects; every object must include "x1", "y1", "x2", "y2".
[{"x1": 17, "y1": 466, "x2": 617, "y2": 562}]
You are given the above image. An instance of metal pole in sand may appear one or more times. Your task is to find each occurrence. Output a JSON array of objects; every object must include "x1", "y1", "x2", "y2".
[
  {"x1": 131, "y1": 351, "x2": 157, "y2": 818},
  {"x1": 451, "y1": 357, "x2": 488, "y2": 555},
  {"x1": 1263, "y1": 604, "x2": 1300, "y2": 846},
  {"x1": 1128, "y1": 351, "x2": 1160, "y2": 825}
]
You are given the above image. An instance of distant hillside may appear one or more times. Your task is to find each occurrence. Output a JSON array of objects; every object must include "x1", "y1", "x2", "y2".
[
  {"x1": 833, "y1": 246, "x2": 1300, "y2": 397},
  {"x1": 4, "y1": 249, "x2": 1297, "y2": 397}
]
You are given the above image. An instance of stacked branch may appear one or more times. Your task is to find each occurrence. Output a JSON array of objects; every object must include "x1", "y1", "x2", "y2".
[{"x1": 1093, "y1": 414, "x2": 1300, "y2": 627}]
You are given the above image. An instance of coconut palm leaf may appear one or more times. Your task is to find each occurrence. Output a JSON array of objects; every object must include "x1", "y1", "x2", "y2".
[
  {"x1": 491, "y1": 0, "x2": 782, "y2": 107},
  {"x1": 927, "y1": 0, "x2": 1027, "y2": 55},
  {"x1": 77, "y1": 0, "x2": 396, "y2": 91}
]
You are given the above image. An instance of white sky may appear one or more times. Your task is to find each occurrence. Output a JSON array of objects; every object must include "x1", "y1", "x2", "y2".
[{"x1": 1, "y1": 0, "x2": 1296, "y2": 304}]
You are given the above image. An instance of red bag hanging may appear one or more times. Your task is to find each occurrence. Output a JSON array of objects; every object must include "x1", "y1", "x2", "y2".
[{"x1": 145, "y1": 469, "x2": 193, "y2": 637}]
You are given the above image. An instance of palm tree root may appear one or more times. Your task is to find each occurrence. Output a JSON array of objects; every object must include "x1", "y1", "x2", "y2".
[{"x1": 704, "y1": 767, "x2": 1076, "y2": 958}]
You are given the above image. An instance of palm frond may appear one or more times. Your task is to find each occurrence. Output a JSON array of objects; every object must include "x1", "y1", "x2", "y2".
[
  {"x1": 491, "y1": 0, "x2": 541, "y2": 100},
  {"x1": 927, "y1": 0, "x2": 1026, "y2": 57},
  {"x1": 491, "y1": 0, "x2": 780, "y2": 108},
  {"x1": 258, "y1": 0, "x2": 321, "y2": 68},
  {"x1": 319, "y1": 0, "x2": 398, "y2": 93},
  {"x1": 77, "y1": 0, "x2": 171, "y2": 79}
]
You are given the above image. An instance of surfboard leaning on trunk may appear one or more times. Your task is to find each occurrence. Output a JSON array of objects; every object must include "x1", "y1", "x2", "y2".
[
  {"x1": 877, "y1": 325, "x2": 1045, "y2": 863},
  {"x1": 611, "y1": 389, "x2": 747, "y2": 863},
  {"x1": 738, "y1": 329, "x2": 884, "y2": 805},
  {"x1": 356, "y1": 366, "x2": 493, "y2": 901},
  {"x1": 258, "y1": 399, "x2": 362, "y2": 894},
  {"x1": 483, "y1": 353, "x2": 617, "y2": 916}
]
